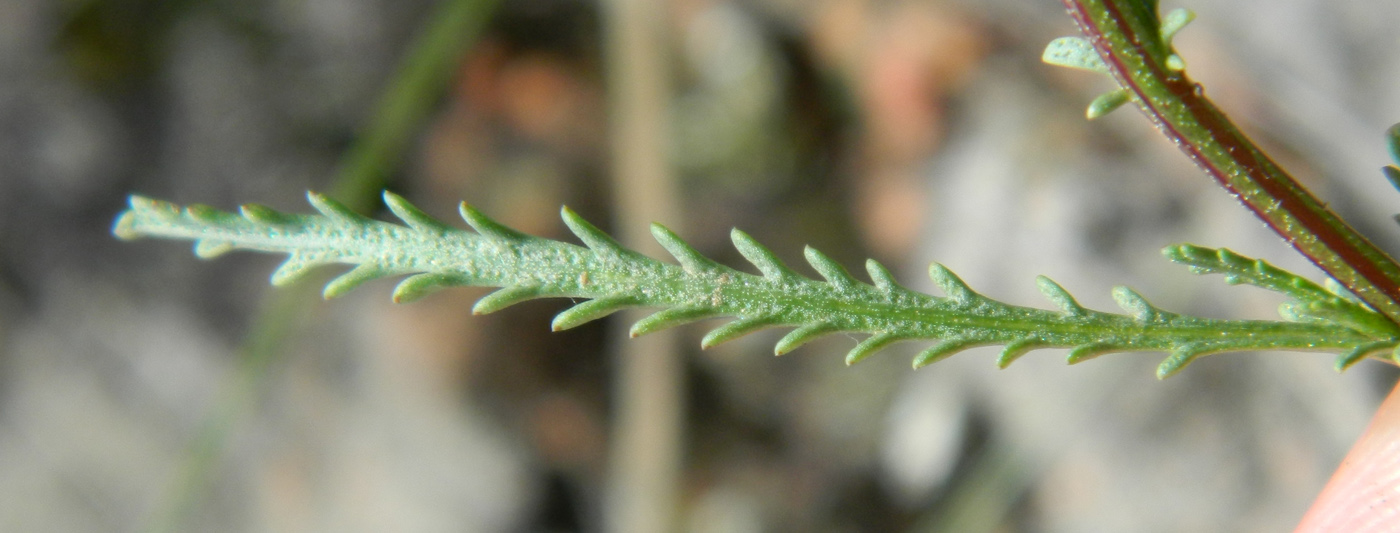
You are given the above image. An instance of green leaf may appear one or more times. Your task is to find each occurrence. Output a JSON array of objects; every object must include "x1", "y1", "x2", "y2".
[
  {"x1": 1042, "y1": 37, "x2": 1108, "y2": 73},
  {"x1": 113, "y1": 193, "x2": 1400, "y2": 377}
]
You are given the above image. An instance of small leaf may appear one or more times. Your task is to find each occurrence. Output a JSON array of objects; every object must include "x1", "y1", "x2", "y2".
[
  {"x1": 130, "y1": 195, "x2": 179, "y2": 217},
  {"x1": 1042, "y1": 36, "x2": 1108, "y2": 73},
  {"x1": 110, "y1": 211, "x2": 142, "y2": 240},
  {"x1": 929, "y1": 264, "x2": 978, "y2": 305},
  {"x1": 1112, "y1": 286, "x2": 1163, "y2": 322},
  {"x1": 701, "y1": 316, "x2": 781, "y2": 348},
  {"x1": 1383, "y1": 166, "x2": 1400, "y2": 193},
  {"x1": 194, "y1": 240, "x2": 235, "y2": 259},
  {"x1": 1066, "y1": 343, "x2": 1115, "y2": 364},
  {"x1": 865, "y1": 259, "x2": 902, "y2": 293},
  {"x1": 912, "y1": 338, "x2": 982, "y2": 369},
  {"x1": 1158, "y1": 8, "x2": 1196, "y2": 43},
  {"x1": 1036, "y1": 276, "x2": 1086, "y2": 316},
  {"x1": 324, "y1": 263, "x2": 390, "y2": 299},
  {"x1": 997, "y1": 339, "x2": 1049, "y2": 368},
  {"x1": 460, "y1": 203, "x2": 532, "y2": 241},
  {"x1": 1334, "y1": 341, "x2": 1394, "y2": 372},
  {"x1": 393, "y1": 272, "x2": 472, "y2": 303},
  {"x1": 775, "y1": 322, "x2": 839, "y2": 355},
  {"x1": 562, "y1": 206, "x2": 631, "y2": 257},
  {"x1": 185, "y1": 204, "x2": 238, "y2": 224},
  {"x1": 383, "y1": 191, "x2": 450, "y2": 234},
  {"x1": 1156, "y1": 345, "x2": 1208, "y2": 379},
  {"x1": 1086, "y1": 89, "x2": 1131, "y2": 120},
  {"x1": 630, "y1": 307, "x2": 715, "y2": 337},
  {"x1": 1164, "y1": 54, "x2": 1185, "y2": 72},
  {"x1": 473, "y1": 284, "x2": 545, "y2": 315},
  {"x1": 553, "y1": 296, "x2": 639, "y2": 331},
  {"x1": 307, "y1": 191, "x2": 367, "y2": 223},
  {"x1": 846, "y1": 332, "x2": 904, "y2": 366},
  {"x1": 240, "y1": 203, "x2": 293, "y2": 225},
  {"x1": 805, "y1": 246, "x2": 858, "y2": 291},
  {"x1": 269, "y1": 255, "x2": 317, "y2": 286},
  {"x1": 652, "y1": 223, "x2": 723, "y2": 273},
  {"x1": 731, "y1": 229, "x2": 797, "y2": 280}
]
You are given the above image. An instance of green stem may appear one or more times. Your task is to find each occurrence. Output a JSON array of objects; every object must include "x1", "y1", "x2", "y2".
[{"x1": 1060, "y1": 0, "x2": 1400, "y2": 327}]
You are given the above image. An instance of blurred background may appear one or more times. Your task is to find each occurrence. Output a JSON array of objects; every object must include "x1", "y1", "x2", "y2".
[{"x1": 2, "y1": 0, "x2": 1400, "y2": 531}]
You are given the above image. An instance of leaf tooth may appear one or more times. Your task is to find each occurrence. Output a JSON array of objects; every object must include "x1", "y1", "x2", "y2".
[
  {"x1": 1156, "y1": 345, "x2": 1209, "y2": 379},
  {"x1": 805, "y1": 247, "x2": 857, "y2": 292},
  {"x1": 561, "y1": 206, "x2": 630, "y2": 257},
  {"x1": 1162, "y1": 243, "x2": 1214, "y2": 266},
  {"x1": 912, "y1": 338, "x2": 982, "y2": 369},
  {"x1": 731, "y1": 229, "x2": 796, "y2": 280},
  {"x1": 111, "y1": 211, "x2": 142, "y2": 240},
  {"x1": 1036, "y1": 276, "x2": 1085, "y2": 316},
  {"x1": 473, "y1": 283, "x2": 545, "y2": 315},
  {"x1": 185, "y1": 204, "x2": 238, "y2": 224},
  {"x1": 652, "y1": 223, "x2": 723, "y2": 274},
  {"x1": 1165, "y1": 54, "x2": 1186, "y2": 72},
  {"x1": 701, "y1": 316, "x2": 781, "y2": 349},
  {"x1": 775, "y1": 322, "x2": 840, "y2": 355},
  {"x1": 1334, "y1": 342, "x2": 1395, "y2": 372},
  {"x1": 865, "y1": 259, "x2": 902, "y2": 294},
  {"x1": 393, "y1": 273, "x2": 472, "y2": 304},
  {"x1": 1388, "y1": 123, "x2": 1400, "y2": 165},
  {"x1": 630, "y1": 307, "x2": 715, "y2": 337},
  {"x1": 996, "y1": 339, "x2": 1048, "y2": 369},
  {"x1": 1086, "y1": 89, "x2": 1130, "y2": 120},
  {"x1": 1066, "y1": 343, "x2": 1116, "y2": 365},
  {"x1": 1323, "y1": 278, "x2": 1363, "y2": 304},
  {"x1": 846, "y1": 332, "x2": 904, "y2": 366},
  {"x1": 459, "y1": 203, "x2": 532, "y2": 242},
  {"x1": 306, "y1": 191, "x2": 369, "y2": 223},
  {"x1": 1215, "y1": 247, "x2": 1250, "y2": 270},
  {"x1": 1250, "y1": 258, "x2": 1279, "y2": 277},
  {"x1": 1159, "y1": 7, "x2": 1196, "y2": 43},
  {"x1": 193, "y1": 240, "x2": 236, "y2": 259},
  {"x1": 1041, "y1": 36, "x2": 1108, "y2": 73},
  {"x1": 1112, "y1": 286, "x2": 1164, "y2": 323},
  {"x1": 128, "y1": 195, "x2": 180, "y2": 218},
  {"x1": 383, "y1": 191, "x2": 450, "y2": 234},
  {"x1": 270, "y1": 254, "x2": 317, "y2": 286},
  {"x1": 552, "y1": 296, "x2": 640, "y2": 331},
  {"x1": 240, "y1": 203, "x2": 293, "y2": 225},
  {"x1": 323, "y1": 263, "x2": 390, "y2": 299},
  {"x1": 1384, "y1": 166, "x2": 1400, "y2": 192},
  {"x1": 929, "y1": 264, "x2": 978, "y2": 305}
]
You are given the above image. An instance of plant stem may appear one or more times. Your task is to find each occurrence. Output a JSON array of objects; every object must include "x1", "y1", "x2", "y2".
[{"x1": 1061, "y1": 0, "x2": 1400, "y2": 327}]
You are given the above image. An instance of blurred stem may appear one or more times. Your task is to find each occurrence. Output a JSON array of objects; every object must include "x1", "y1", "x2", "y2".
[
  {"x1": 1061, "y1": 0, "x2": 1400, "y2": 327},
  {"x1": 914, "y1": 441, "x2": 1031, "y2": 533},
  {"x1": 601, "y1": 0, "x2": 685, "y2": 530},
  {"x1": 145, "y1": 285, "x2": 312, "y2": 533},
  {"x1": 329, "y1": 0, "x2": 501, "y2": 212},
  {"x1": 145, "y1": 0, "x2": 499, "y2": 530}
]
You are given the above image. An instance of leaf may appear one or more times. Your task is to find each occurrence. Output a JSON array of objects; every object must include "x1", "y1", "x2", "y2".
[
  {"x1": 732, "y1": 229, "x2": 798, "y2": 281},
  {"x1": 630, "y1": 307, "x2": 716, "y2": 337},
  {"x1": 114, "y1": 192, "x2": 1398, "y2": 377},
  {"x1": 805, "y1": 246, "x2": 858, "y2": 292},
  {"x1": 1042, "y1": 36, "x2": 1108, "y2": 73},
  {"x1": 701, "y1": 316, "x2": 781, "y2": 348},
  {"x1": 1086, "y1": 89, "x2": 1131, "y2": 119},
  {"x1": 553, "y1": 296, "x2": 639, "y2": 331}
]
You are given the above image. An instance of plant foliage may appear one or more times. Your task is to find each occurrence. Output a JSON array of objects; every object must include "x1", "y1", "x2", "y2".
[{"x1": 114, "y1": 192, "x2": 1399, "y2": 378}]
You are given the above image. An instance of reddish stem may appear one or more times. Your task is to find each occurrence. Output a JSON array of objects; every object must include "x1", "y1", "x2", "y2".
[{"x1": 1060, "y1": 0, "x2": 1400, "y2": 327}]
